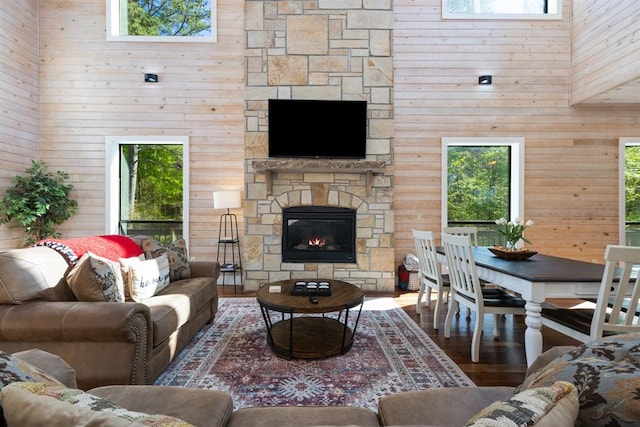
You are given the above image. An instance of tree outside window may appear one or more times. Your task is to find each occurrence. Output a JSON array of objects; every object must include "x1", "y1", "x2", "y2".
[{"x1": 108, "y1": 0, "x2": 216, "y2": 41}]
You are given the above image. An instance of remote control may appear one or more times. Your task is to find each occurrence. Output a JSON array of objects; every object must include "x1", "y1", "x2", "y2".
[{"x1": 309, "y1": 296, "x2": 319, "y2": 304}]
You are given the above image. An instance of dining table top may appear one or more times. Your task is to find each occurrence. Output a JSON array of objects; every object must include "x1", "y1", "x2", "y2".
[{"x1": 437, "y1": 246, "x2": 606, "y2": 283}]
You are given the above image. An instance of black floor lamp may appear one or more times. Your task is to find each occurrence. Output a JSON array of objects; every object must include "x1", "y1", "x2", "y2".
[{"x1": 213, "y1": 190, "x2": 242, "y2": 292}]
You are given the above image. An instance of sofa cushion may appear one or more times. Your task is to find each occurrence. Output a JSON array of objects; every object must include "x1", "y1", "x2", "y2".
[
  {"x1": 227, "y1": 406, "x2": 380, "y2": 427},
  {"x1": 89, "y1": 385, "x2": 234, "y2": 427},
  {"x1": 1, "y1": 382, "x2": 194, "y2": 427},
  {"x1": 142, "y1": 238, "x2": 191, "y2": 281},
  {"x1": 66, "y1": 252, "x2": 125, "y2": 302},
  {"x1": 519, "y1": 333, "x2": 640, "y2": 426},
  {"x1": 466, "y1": 381, "x2": 578, "y2": 426},
  {"x1": 0, "y1": 247, "x2": 70, "y2": 303},
  {"x1": 145, "y1": 276, "x2": 217, "y2": 345},
  {"x1": 127, "y1": 253, "x2": 171, "y2": 301}
]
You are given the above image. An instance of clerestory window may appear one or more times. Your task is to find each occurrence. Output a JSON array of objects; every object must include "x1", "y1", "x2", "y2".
[
  {"x1": 107, "y1": 0, "x2": 216, "y2": 42},
  {"x1": 443, "y1": 0, "x2": 562, "y2": 20}
]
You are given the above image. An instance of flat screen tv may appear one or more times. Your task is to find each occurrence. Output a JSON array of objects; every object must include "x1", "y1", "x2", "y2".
[{"x1": 268, "y1": 99, "x2": 367, "y2": 159}]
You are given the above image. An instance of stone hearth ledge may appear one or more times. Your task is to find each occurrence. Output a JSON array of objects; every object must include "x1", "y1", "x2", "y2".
[{"x1": 251, "y1": 159, "x2": 386, "y2": 196}]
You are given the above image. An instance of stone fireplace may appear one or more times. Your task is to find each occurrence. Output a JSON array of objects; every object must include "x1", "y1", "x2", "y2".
[
  {"x1": 282, "y1": 206, "x2": 356, "y2": 263},
  {"x1": 242, "y1": 2, "x2": 395, "y2": 292}
]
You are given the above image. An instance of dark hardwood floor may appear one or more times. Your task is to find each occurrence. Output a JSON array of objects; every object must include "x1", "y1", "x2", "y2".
[{"x1": 218, "y1": 285, "x2": 580, "y2": 387}]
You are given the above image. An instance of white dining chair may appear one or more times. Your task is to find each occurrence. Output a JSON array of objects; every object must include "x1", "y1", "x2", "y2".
[
  {"x1": 413, "y1": 230, "x2": 450, "y2": 329},
  {"x1": 541, "y1": 245, "x2": 640, "y2": 343},
  {"x1": 442, "y1": 226, "x2": 480, "y2": 246},
  {"x1": 442, "y1": 233, "x2": 526, "y2": 363}
]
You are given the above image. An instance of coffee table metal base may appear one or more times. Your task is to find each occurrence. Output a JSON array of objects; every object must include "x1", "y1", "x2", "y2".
[{"x1": 267, "y1": 316, "x2": 355, "y2": 359}]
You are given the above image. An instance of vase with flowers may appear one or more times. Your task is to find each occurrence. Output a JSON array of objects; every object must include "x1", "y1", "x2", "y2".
[{"x1": 489, "y1": 217, "x2": 536, "y2": 260}]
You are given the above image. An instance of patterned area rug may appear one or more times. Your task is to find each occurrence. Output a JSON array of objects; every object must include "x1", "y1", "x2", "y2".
[{"x1": 155, "y1": 297, "x2": 474, "y2": 410}]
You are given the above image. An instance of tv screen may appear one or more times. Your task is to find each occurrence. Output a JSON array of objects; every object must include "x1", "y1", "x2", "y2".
[{"x1": 268, "y1": 99, "x2": 367, "y2": 159}]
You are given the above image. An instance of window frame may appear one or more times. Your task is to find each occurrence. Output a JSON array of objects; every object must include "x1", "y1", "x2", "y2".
[
  {"x1": 619, "y1": 138, "x2": 640, "y2": 245},
  {"x1": 105, "y1": 136, "x2": 190, "y2": 243},
  {"x1": 442, "y1": 137, "x2": 525, "y2": 232},
  {"x1": 442, "y1": 0, "x2": 562, "y2": 20},
  {"x1": 106, "y1": 0, "x2": 217, "y2": 43}
]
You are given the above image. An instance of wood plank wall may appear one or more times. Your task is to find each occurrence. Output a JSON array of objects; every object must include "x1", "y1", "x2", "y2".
[
  {"x1": 392, "y1": 0, "x2": 640, "y2": 266},
  {"x1": 571, "y1": 2, "x2": 640, "y2": 105},
  {"x1": 10, "y1": 0, "x2": 246, "y2": 259},
  {"x1": 0, "y1": 0, "x2": 39, "y2": 249},
  {"x1": 3, "y1": 0, "x2": 640, "y2": 274}
]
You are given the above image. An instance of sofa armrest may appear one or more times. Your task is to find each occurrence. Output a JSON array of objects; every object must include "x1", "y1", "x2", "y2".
[
  {"x1": 12, "y1": 348, "x2": 77, "y2": 388},
  {"x1": 189, "y1": 261, "x2": 220, "y2": 279},
  {"x1": 0, "y1": 301, "x2": 151, "y2": 343},
  {"x1": 0, "y1": 301, "x2": 152, "y2": 388}
]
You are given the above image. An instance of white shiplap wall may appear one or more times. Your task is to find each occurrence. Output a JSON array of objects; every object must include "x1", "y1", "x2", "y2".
[
  {"x1": 0, "y1": 0, "x2": 39, "y2": 249},
  {"x1": 392, "y1": 0, "x2": 640, "y2": 265},
  {"x1": 33, "y1": 0, "x2": 245, "y2": 260}
]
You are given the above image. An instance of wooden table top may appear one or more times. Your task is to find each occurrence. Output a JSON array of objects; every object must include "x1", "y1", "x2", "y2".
[
  {"x1": 437, "y1": 246, "x2": 606, "y2": 282},
  {"x1": 256, "y1": 279, "x2": 364, "y2": 314}
]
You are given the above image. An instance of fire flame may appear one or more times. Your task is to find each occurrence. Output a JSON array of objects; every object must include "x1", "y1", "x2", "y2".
[{"x1": 308, "y1": 237, "x2": 326, "y2": 247}]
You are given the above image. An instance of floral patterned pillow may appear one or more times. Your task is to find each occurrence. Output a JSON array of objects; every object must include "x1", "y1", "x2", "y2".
[
  {"x1": 466, "y1": 381, "x2": 578, "y2": 427},
  {"x1": 141, "y1": 238, "x2": 191, "y2": 281},
  {"x1": 519, "y1": 333, "x2": 640, "y2": 426},
  {"x1": 1, "y1": 382, "x2": 194, "y2": 426}
]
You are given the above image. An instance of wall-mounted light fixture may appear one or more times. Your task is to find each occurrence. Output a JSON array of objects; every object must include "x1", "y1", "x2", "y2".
[
  {"x1": 144, "y1": 73, "x2": 158, "y2": 83},
  {"x1": 478, "y1": 75, "x2": 492, "y2": 85}
]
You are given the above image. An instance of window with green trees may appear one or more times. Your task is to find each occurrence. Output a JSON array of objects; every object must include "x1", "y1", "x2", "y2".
[
  {"x1": 625, "y1": 144, "x2": 640, "y2": 246},
  {"x1": 106, "y1": 137, "x2": 189, "y2": 243},
  {"x1": 108, "y1": 0, "x2": 216, "y2": 42},
  {"x1": 443, "y1": 137, "x2": 524, "y2": 246}
]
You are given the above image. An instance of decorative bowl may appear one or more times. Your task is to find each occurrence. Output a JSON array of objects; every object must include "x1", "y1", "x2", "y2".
[{"x1": 488, "y1": 247, "x2": 537, "y2": 260}]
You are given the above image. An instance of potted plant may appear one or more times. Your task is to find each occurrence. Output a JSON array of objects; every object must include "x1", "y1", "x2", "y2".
[{"x1": 0, "y1": 160, "x2": 78, "y2": 246}]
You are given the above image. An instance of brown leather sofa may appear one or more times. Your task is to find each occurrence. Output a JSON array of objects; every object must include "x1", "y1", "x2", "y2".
[
  {"x1": 0, "y1": 239, "x2": 220, "y2": 389},
  {"x1": 3, "y1": 347, "x2": 578, "y2": 427}
]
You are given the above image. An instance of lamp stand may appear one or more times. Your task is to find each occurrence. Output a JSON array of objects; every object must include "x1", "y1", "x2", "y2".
[{"x1": 217, "y1": 208, "x2": 242, "y2": 293}]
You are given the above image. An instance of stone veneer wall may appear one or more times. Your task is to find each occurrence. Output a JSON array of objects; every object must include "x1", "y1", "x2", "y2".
[{"x1": 243, "y1": 0, "x2": 395, "y2": 292}]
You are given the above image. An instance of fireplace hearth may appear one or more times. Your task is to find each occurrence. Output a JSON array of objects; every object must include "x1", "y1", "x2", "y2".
[{"x1": 282, "y1": 206, "x2": 356, "y2": 263}]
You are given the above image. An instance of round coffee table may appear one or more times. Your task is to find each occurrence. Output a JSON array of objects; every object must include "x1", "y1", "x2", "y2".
[{"x1": 256, "y1": 279, "x2": 364, "y2": 359}]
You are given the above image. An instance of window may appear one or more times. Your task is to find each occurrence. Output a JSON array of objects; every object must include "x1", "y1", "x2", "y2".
[
  {"x1": 106, "y1": 136, "x2": 189, "y2": 243},
  {"x1": 442, "y1": 137, "x2": 524, "y2": 245},
  {"x1": 107, "y1": 0, "x2": 216, "y2": 42},
  {"x1": 620, "y1": 138, "x2": 640, "y2": 246},
  {"x1": 443, "y1": 0, "x2": 562, "y2": 20}
]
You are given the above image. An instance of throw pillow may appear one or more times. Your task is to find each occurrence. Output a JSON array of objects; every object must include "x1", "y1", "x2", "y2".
[
  {"x1": 518, "y1": 333, "x2": 640, "y2": 427},
  {"x1": 466, "y1": 381, "x2": 578, "y2": 427},
  {"x1": 127, "y1": 253, "x2": 171, "y2": 301},
  {"x1": 1, "y1": 382, "x2": 194, "y2": 427},
  {"x1": 118, "y1": 254, "x2": 146, "y2": 298},
  {"x1": 66, "y1": 251, "x2": 125, "y2": 303},
  {"x1": 141, "y1": 238, "x2": 191, "y2": 281}
]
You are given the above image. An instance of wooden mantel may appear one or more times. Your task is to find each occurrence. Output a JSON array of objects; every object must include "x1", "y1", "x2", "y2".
[{"x1": 251, "y1": 159, "x2": 386, "y2": 196}]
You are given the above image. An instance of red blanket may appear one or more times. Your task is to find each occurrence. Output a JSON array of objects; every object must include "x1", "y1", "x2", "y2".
[{"x1": 36, "y1": 235, "x2": 143, "y2": 265}]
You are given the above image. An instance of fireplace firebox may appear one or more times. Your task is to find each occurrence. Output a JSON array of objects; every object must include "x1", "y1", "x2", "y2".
[{"x1": 282, "y1": 206, "x2": 356, "y2": 263}]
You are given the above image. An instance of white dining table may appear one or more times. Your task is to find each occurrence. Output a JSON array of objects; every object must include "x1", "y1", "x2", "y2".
[{"x1": 437, "y1": 247, "x2": 606, "y2": 366}]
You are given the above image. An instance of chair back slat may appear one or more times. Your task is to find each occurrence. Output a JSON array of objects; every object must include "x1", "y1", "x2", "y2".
[
  {"x1": 442, "y1": 226, "x2": 479, "y2": 246},
  {"x1": 412, "y1": 230, "x2": 443, "y2": 285},
  {"x1": 442, "y1": 233, "x2": 483, "y2": 305},
  {"x1": 590, "y1": 245, "x2": 640, "y2": 338}
]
